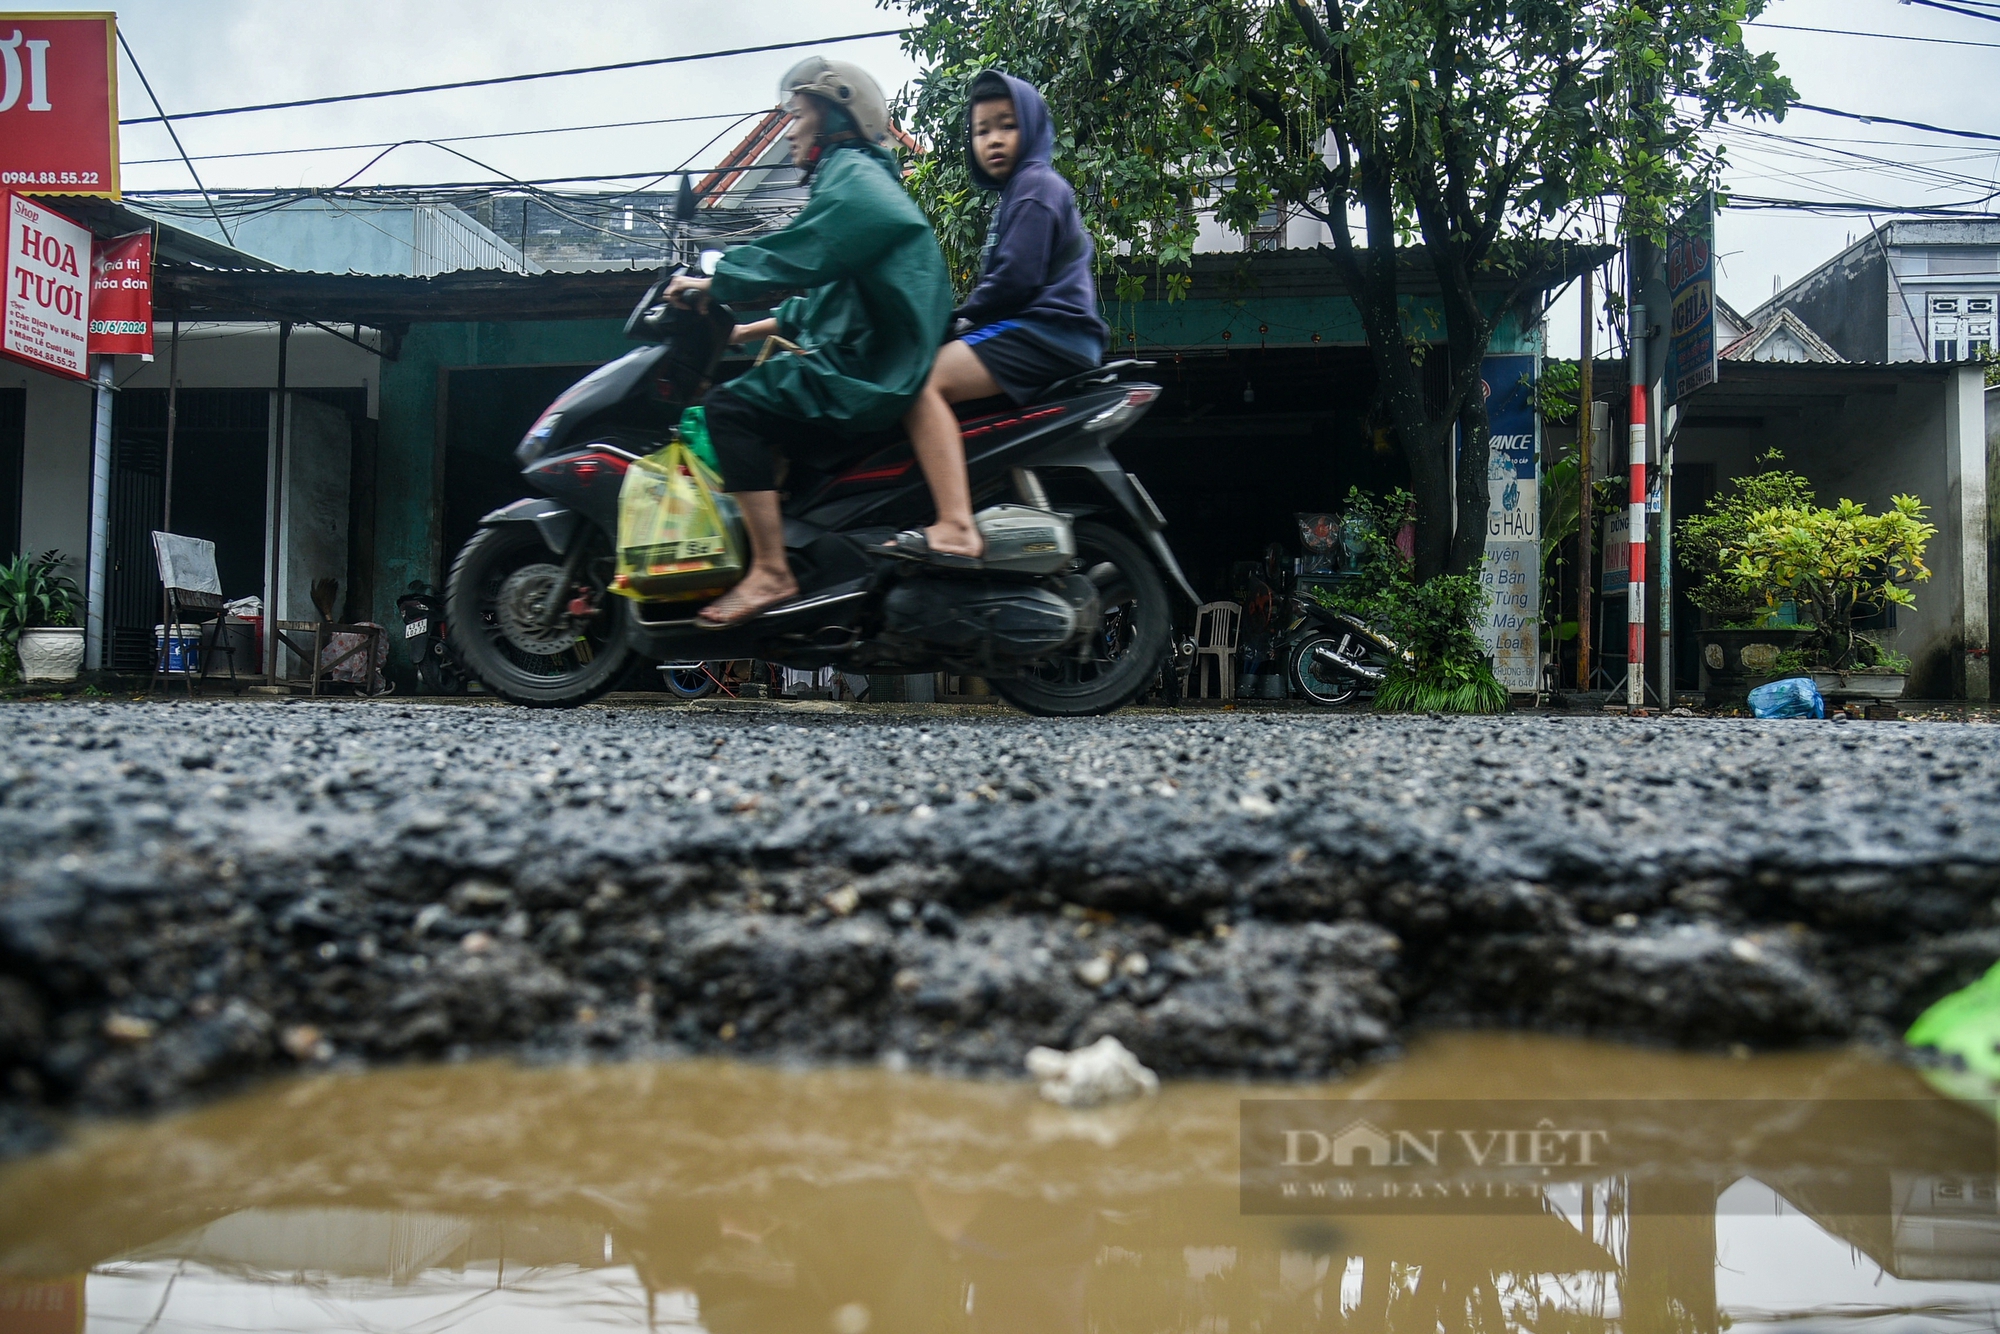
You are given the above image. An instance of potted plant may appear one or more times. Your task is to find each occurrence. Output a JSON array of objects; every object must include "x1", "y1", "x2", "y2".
[
  {"x1": 1726, "y1": 492, "x2": 1934, "y2": 701},
  {"x1": 1677, "y1": 453, "x2": 1819, "y2": 702},
  {"x1": 1, "y1": 550, "x2": 84, "y2": 683}
]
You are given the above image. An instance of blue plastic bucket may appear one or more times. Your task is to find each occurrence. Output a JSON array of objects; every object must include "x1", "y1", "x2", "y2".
[{"x1": 153, "y1": 623, "x2": 202, "y2": 673}]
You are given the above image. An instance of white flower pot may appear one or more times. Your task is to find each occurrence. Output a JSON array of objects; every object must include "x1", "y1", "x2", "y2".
[{"x1": 17, "y1": 626, "x2": 85, "y2": 682}]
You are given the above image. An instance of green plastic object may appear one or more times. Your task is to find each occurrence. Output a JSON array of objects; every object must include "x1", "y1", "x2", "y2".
[
  {"x1": 677, "y1": 406, "x2": 718, "y2": 472},
  {"x1": 1906, "y1": 959, "x2": 2000, "y2": 1081}
]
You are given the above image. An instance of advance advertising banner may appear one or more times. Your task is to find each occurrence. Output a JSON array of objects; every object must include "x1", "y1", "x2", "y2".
[
  {"x1": 88, "y1": 229, "x2": 152, "y2": 356},
  {"x1": 2, "y1": 191, "x2": 90, "y2": 378},
  {"x1": 1667, "y1": 194, "x2": 1716, "y2": 403},
  {"x1": 0, "y1": 14, "x2": 120, "y2": 198},
  {"x1": 1478, "y1": 354, "x2": 1538, "y2": 692}
]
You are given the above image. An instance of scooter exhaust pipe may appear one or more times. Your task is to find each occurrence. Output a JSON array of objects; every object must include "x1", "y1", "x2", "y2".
[{"x1": 1313, "y1": 643, "x2": 1386, "y2": 683}]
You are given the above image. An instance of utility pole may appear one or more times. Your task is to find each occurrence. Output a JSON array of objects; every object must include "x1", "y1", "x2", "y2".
[
  {"x1": 265, "y1": 322, "x2": 291, "y2": 680},
  {"x1": 1623, "y1": 17, "x2": 1664, "y2": 715},
  {"x1": 85, "y1": 355, "x2": 114, "y2": 672},
  {"x1": 1626, "y1": 296, "x2": 1648, "y2": 712},
  {"x1": 1577, "y1": 268, "x2": 1594, "y2": 693}
]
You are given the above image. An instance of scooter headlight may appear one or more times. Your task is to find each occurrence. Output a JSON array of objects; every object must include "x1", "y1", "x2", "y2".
[
  {"x1": 523, "y1": 411, "x2": 563, "y2": 447},
  {"x1": 515, "y1": 411, "x2": 565, "y2": 464}
]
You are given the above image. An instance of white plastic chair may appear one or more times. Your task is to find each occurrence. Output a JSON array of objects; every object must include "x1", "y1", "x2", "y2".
[{"x1": 1191, "y1": 601, "x2": 1241, "y2": 700}]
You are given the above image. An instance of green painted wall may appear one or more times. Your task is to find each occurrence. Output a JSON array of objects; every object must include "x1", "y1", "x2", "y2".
[
  {"x1": 1115, "y1": 292, "x2": 1537, "y2": 355},
  {"x1": 373, "y1": 318, "x2": 628, "y2": 655}
]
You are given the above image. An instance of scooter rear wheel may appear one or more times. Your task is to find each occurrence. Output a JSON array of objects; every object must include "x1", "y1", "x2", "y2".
[
  {"x1": 990, "y1": 523, "x2": 1171, "y2": 718},
  {"x1": 1288, "y1": 632, "x2": 1365, "y2": 707},
  {"x1": 448, "y1": 521, "x2": 634, "y2": 708}
]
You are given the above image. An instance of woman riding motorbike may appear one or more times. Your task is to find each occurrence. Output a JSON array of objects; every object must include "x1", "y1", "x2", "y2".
[{"x1": 665, "y1": 56, "x2": 953, "y2": 627}]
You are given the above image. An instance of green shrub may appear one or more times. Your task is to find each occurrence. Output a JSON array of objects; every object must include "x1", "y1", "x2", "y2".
[
  {"x1": 1728, "y1": 494, "x2": 1933, "y2": 671},
  {"x1": 1372, "y1": 572, "x2": 1509, "y2": 714},
  {"x1": 1305, "y1": 489, "x2": 1507, "y2": 714},
  {"x1": 1678, "y1": 451, "x2": 1816, "y2": 626}
]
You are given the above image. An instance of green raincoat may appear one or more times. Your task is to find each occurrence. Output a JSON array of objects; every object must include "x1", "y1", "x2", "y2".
[{"x1": 707, "y1": 142, "x2": 951, "y2": 434}]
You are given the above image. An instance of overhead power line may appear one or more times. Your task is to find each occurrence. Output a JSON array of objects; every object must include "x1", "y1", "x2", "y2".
[
  {"x1": 116, "y1": 30, "x2": 234, "y2": 243},
  {"x1": 1744, "y1": 20, "x2": 2000, "y2": 48},
  {"x1": 1899, "y1": 0, "x2": 2000, "y2": 21},
  {"x1": 1724, "y1": 194, "x2": 1999, "y2": 216},
  {"x1": 125, "y1": 163, "x2": 801, "y2": 195},
  {"x1": 1791, "y1": 102, "x2": 2000, "y2": 144},
  {"x1": 118, "y1": 28, "x2": 912, "y2": 126},
  {"x1": 122, "y1": 110, "x2": 765, "y2": 167}
]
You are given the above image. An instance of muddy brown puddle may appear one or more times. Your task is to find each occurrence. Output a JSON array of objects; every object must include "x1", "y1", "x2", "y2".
[{"x1": 0, "y1": 1033, "x2": 1994, "y2": 1332}]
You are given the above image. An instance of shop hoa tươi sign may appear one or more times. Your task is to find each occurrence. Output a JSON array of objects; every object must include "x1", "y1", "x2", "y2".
[
  {"x1": 0, "y1": 14, "x2": 121, "y2": 198},
  {"x1": 2, "y1": 191, "x2": 90, "y2": 378}
]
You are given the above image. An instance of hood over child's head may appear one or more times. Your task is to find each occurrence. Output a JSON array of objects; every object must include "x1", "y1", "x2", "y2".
[{"x1": 965, "y1": 70, "x2": 1055, "y2": 192}]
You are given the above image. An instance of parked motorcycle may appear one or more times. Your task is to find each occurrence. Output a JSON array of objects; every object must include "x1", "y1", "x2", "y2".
[
  {"x1": 397, "y1": 580, "x2": 469, "y2": 696},
  {"x1": 660, "y1": 662, "x2": 721, "y2": 699},
  {"x1": 446, "y1": 262, "x2": 1195, "y2": 716},
  {"x1": 1279, "y1": 593, "x2": 1402, "y2": 706}
]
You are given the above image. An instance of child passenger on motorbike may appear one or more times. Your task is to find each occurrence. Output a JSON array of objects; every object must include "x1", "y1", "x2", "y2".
[
  {"x1": 665, "y1": 57, "x2": 952, "y2": 627},
  {"x1": 884, "y1": 70, "x2": 1108, "y2": 567}
]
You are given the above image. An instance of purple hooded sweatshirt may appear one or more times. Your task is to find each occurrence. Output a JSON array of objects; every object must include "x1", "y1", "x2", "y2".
[{"x1": 954, "y1": 71, "x2": 1107, "y2": 365}]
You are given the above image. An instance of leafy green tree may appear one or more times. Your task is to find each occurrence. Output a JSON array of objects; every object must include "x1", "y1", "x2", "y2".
[{"x1": 891, "y1": 0, "x2": 1791, "y2": 577}]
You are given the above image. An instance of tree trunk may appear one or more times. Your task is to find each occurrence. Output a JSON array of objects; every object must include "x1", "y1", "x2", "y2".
[
  {"x1": 1449, "y1": 382, "x2": 1493, "y2": 575},
  {"x1": 1401, "y1": 421, "x2": 1456, "y2": 579}
]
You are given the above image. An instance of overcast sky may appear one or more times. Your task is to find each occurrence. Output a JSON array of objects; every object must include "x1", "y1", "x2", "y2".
[{"x1": 73, "y1": 0, "x2": 2000, "y2": 351}]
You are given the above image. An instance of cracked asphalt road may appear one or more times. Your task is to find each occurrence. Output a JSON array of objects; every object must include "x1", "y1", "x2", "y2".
[{"x1": 2, "y1": 698, "x2": 1998, "y2": 1139}]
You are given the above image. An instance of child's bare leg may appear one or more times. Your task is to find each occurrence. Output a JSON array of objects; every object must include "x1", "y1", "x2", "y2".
[
  {"x1": 902, "y1": 383, "x2": 982, "y2": 558},
  {"x1": 902, "y1": 341, "x2": 1005, "y2": 558}
]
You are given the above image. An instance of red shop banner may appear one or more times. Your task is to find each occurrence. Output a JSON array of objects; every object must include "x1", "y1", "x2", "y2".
[
  {"x1": 88, "y1": 228, "x2": 152, "y2": 356},
  {"x1": 0, "y1": 13, "x2": 120, "y2": 198},
  {"x1": 2, "y1": 190, "x2": 91, "y2": 379}
]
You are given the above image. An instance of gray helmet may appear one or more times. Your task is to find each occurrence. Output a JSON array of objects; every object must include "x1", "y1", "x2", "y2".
[{"x1": 778, "y1": 55, "x2": 889, "y2": 145}]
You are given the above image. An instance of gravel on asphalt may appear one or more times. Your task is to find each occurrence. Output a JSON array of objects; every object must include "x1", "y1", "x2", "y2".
[{"x1": 2, "y1": 698, "x2": 1997, "y2": 1147}]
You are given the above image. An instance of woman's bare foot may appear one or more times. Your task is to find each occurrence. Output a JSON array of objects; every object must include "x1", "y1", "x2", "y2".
[
  {"x1": 698, "y1": 567, "x2": 800, "y2": 627},
  {"x1": 922, "y1": 517, "x2": 984, "y2": 560}
]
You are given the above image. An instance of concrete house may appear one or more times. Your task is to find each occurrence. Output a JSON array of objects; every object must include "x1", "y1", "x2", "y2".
[
  {"x1": 1755, "y1": 219, "x2": 1999, "y2": 365},
  {"x1": 1631, "y1": 225, "x2": 1997, "y2": 701}
]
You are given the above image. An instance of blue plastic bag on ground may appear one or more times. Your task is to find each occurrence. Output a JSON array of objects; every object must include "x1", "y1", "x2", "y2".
[{"x1": 1748, "y1": 676, "x2": 1825, "y2": 719}]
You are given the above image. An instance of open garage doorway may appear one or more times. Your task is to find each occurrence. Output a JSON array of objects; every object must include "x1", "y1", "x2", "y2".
[
  {"x1": 1111, "y1": 346, "x2": 1410, "y2": 603},
  {"x1": 441, "y1": 364, "x2": 597, "y2": 565}
]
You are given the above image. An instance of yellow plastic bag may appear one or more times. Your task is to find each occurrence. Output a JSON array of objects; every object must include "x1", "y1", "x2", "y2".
[{"x1": 612, "y1": 437, "x2": 746, "y2": 602}]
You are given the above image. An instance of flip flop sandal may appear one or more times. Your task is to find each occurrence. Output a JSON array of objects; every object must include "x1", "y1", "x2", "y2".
[{"x1": 874, "y1": 528, "x2": 984, "y2": 570}]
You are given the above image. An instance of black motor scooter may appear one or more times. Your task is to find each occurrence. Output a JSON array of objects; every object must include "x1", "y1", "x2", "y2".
[
  {"x1": 447, "y1": 263, "x2": 1196, "y2": 716},
  {"x1": 1279, "y1": 594, "x2": 1403, "y2": 706},
  {"x1": 397, "y1": 580, "x2": 468, "y2": 696}
]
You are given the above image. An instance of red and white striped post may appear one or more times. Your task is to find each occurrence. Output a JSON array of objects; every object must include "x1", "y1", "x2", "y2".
[{"x1": 1626, "y1": 303, "x2": 1649, "y2": 712}]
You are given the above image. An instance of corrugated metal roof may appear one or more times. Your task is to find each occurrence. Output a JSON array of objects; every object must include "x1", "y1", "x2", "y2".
[
  {"x1": 32, "y1": 197, "x2": 283, "y2": 271},
  {"x1": 125, "y1": 196, "x2": 540, "y2": 277}
]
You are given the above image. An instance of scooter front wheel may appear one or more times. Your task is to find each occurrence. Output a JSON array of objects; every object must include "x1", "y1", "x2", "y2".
[
  {"x1": 1288, "y1": 632, "x2": 1365, "y2": 707},
  {"x1": 448, "y1": 520, "x2": 634, "y2": 708}
]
